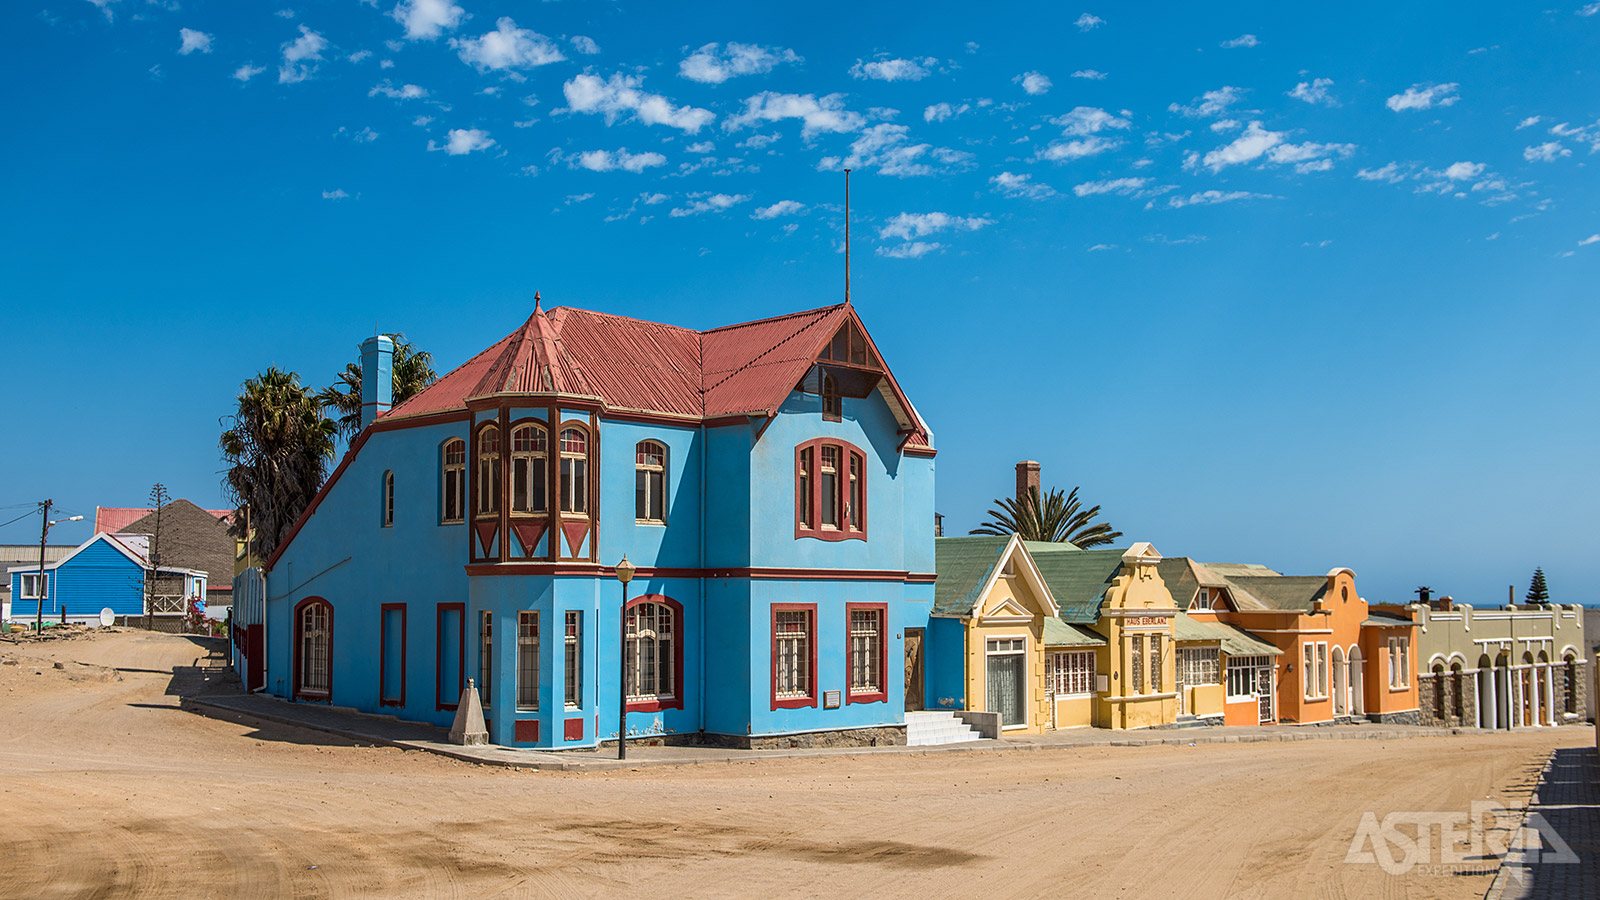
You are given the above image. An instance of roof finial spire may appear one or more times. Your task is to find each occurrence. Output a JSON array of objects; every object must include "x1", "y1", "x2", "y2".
[
  {"x1": 534, "y1": 290, "x2": 542, "y2": 313},
  {"x1": 843, "y1": 168, "x2": 852, "y2": 306}
]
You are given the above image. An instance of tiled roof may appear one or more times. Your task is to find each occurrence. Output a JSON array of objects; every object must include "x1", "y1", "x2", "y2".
[
  {"x1": 96, "y1": 505, "x2": 231, "y2": 534},
  {"x1": 1173, "y1": 613, "x2": 1283, "y2": 656},
  {"x1": 116, "y1": 499, "x2": 236, "y2": 593},
  {"x1": 1221, "y1": 575, "x2": 1329, "y2": 612},
  {"x1": 1023, "y1": 543, "x2": 1126, "y2": 625},
  {"x1": 933, "y1": 536, "x2": 1010, "y2": 616},
  {"x1": 1043, "y1": 618, "x2": 1107, "y2": 647},
  {"x1": 384, "y1": 301, "x2": 927, "y2": 441}
]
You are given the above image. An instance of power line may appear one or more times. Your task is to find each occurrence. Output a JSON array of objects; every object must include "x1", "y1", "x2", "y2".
[{"x1": 0, "y1": 508, "x2": 41, "y2": 531}]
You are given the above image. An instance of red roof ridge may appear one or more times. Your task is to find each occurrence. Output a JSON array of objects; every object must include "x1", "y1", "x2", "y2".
[
  {"x1": 548, "y1": 304, "x2": 705, "y2": 336},
  {"x1": 700, "y1": 302, "x2": 848, "y2": 335},
  {"x1": 700, "y1": 305, "x2": 845, "y2": 398}
]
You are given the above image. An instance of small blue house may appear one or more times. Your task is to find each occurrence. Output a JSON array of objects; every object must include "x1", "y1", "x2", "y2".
[
  {"x1": 253, "y1": 299, "x2": 938, "y2": 749},
  {"x1": 8, "y1": 532, "x2": 208, "y2": 627}
]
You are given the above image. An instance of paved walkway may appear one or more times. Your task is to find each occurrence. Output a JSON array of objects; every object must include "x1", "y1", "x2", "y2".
[
  {"x1": 1487, "y1": 746, "x2": 1599, "y2": 899},
  {"x1": 186, "y1": 692, "x2": 1507, "y2": 773}
]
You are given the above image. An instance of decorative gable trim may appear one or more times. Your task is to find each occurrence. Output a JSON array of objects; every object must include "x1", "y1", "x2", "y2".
[{"x1": 967, "y1": 535, "x2": 1060, "y2": 619}]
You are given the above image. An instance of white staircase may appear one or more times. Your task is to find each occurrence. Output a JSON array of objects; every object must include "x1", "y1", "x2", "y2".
[{"x1": 905, "y1": 710, "x2": 984, "y2": 746}]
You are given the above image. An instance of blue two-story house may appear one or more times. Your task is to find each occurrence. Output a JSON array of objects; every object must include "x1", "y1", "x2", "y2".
[{"x1": 256, "y1": 298, "x2": 937, "y2": 749}]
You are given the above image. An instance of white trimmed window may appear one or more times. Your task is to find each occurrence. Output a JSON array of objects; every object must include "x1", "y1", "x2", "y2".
[
  {"x1": 1303, "y1": 642, "x2": 1330, "y2": 699},
  {"x1": 1131, "y1": 636, "x2": 1144, "y2": 693},
  {"x1": 1177, "y1": 647, "x2": 1221, "y2": 685},
  {"x1": 442, "y1": 439, "x2": 466, "y2": 523},
  {"x1": 1150, "y1": 636, "x2": 1163, "y2": 693},
  {"x1": 510, "y1": 425, "x2": 548, "y2": 513},
  {"x1": 819, "y1": 446, "x2": 840, "y2": 529},
  {"x1": 476, "y1": 425, "x2": 500, "y2": 516},
  {"x1": 559, "y1": 428, "x2": 588, "y2": 515},
  {"x1": 1227, "y1": 655, "x2": 1272, "y2": 699},
  {"x1": 626, "y1": 602, "x2": 676, "y2": 702},
  {"x1": 1049, "y1": 650, "x2": 1095, "y2": 696},
  {"x1": 1318, "y1": 642, "x2": 1329, "y2": 697},
  {"x1": 635, "y1": 441, "x2": 667, "y2": 523},
  {"x1": 774, "y1": 609, "x2": 813, "y2": 700},
  {"x1": 1388, "y1": 636, "x2": 1410, "y2": 688},
  {"x1": 478, "y1": 611, "x2": 492, "y2": 705},
  {"x1": 516, "y1": 611, "x2": 538, "y2": 710},
  {"x1": 299, "y1": 602, "x2": 330, "y2": 696},
  {"x1": 20, "y1": 573, "x2": 48, "y2": 600},
  {"x1": 1192, "y1": 588, "x2": 1213, "y2": 611},
  {"x1": 848, "y1": 608, "x2": 882, "y2": 696},
  {"x1": 564, "y1": 611, "x2": 581, "y2": 709},
  {"x1": 382, "y1": 470, "x2": 394, "y2": 527}
]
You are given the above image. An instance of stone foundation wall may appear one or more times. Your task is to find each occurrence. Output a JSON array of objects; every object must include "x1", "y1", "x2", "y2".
[
  {"x1": 1368, "y1": 708, "x2": 1422, "y2": 726},
  {"x1": 701, "y1": 725, "x2": 907, "y2": 750},
  {"x1": 1418, "y1": 673, "x2": 1475, "y2": 727}
]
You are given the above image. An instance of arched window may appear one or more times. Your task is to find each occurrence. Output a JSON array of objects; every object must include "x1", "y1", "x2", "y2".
[
  {"x1": 1564, "y1": 654, "x2": 1578, "y2": 715},
  {"x1": 625, "y1": 598, "x2": 680, "y2": 709},
  {"x1": 441, "y1": 439, "x2": 466, "y2": 523},
  {"x1": 794, "y1": 438, "x2": 868, "y2": 541},
  {"x1": 1431, "y1": 663, "x2": 1446, "y2": 719},
  {"x1": 559, "y1": 427, "x2": 588, "y2": 514},
  {"x1": 822, "y1": 372, "x2": 841, "y2": 421},
  {"x1": 510, "y1": 424, "x2": 548, "y2": 513},
  {"x1": 1450, "y1": 662, "x2": 1465, "y2": 719},
  {"x1": 295, "y1": 599, "x2": 332, "y2": 701},
  {"x1": 476, "y1": 425, "x2": 500, "y2": 516},
  {"x1": 382, "y1": 470, "x2": 395, "y2": 527},
  {"x1": 635, "y1": 440, "x2": 667, "y2": 523}
]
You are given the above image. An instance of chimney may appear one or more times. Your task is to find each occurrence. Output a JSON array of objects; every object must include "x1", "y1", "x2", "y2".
[
  {"x1": 1437, "y1": 595, "x2": 1453, "y2": 611},
  {"x1": 1015, "y1": 460, "x2": 1041, "y2": 505},
  {"x1": 1415, "y1": 586, "x2": 1432, "y2": 607},
  {"x1": 934, "y1": 512, "x2": 944, "y2": 538},
  {"x1": 360, "y1": 334, "x2": 395, "y2": 430}
]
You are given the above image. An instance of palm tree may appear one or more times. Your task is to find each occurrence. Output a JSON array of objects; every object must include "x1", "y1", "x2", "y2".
[
  {"x1": 318, "y1": 334, "x2": 438, "y2": 441},
  {"x1": 220, "y1": 368, "x2": 337, "y2": 563},
  {"x1": 971, "y1": 485, "x2": 1124, "y2": 548}
]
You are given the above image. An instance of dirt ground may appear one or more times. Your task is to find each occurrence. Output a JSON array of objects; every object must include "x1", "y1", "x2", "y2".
[{"x1": 0, "y1": 630, "x2": 1586, "y2": 899}]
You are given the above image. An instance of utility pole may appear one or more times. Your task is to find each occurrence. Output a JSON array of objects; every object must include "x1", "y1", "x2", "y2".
[{"x1": 36, "y1": 499, "x2": 51, "y2": 632}]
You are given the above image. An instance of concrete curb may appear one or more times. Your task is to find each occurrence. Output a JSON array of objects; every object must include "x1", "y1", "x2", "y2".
[{"x1": 183, "y1": 695, "x2": 1507, "y2": 774}]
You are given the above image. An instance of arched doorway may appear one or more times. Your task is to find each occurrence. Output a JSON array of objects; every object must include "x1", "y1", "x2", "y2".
[
  {"x1": 1348, "y1": 645, "x2": 1365, "y2": 716},
  {"x1": 1449, "y1": 661, "x2": 1465, "y2": 722},
  {"x1": 1521, "y1": 652, "x2": 1537, "y2": 727},
  {"x1": 1477, "y1": 654, "x2": 1496, "y2": 728},
  {"x1": 1536, "y1": 650, "x2": 1551, "y2": 726},
  {"x1": 1564, "y1": 653, "x2": 1579, "y2": 718},
  {"x1": 1332, "y1": 646, "x2": 1347, "y2": 716},
  {"x1": 1495, "y1": 653, "x2": 1512, "y2": 728},
  {"x1": 1431, "y1": 662, "x2": 1447, "y2": 722},
  {"x1": 294, "y1": 597, "x2": 333, "y2": 702}
]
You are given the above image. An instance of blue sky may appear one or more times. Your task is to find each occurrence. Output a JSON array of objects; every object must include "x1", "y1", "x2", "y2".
[{"x1": 4, "y1": 1, "x2": 1598, "y2": 606}]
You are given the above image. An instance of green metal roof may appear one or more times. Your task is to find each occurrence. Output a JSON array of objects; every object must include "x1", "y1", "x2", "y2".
[
  {"x1": 1172, "y1": 614, "x2": 1283, "y2": 656},
  {"x1": 932, "y1": 536, "x2": 1011, "y2": 616},
  {"x1": 1157, "y1": 558, "x2": 1203, "y2": 610},
  {"x1": 1023, "y1": 544, "x2": 1127, "y2": 625},
  {"x1": 1043, "y1": 618, "x2": 1107, "y2": 647},
  {"x1": 1217, "y1": 574, "x2": 1329, "y2": 612}
]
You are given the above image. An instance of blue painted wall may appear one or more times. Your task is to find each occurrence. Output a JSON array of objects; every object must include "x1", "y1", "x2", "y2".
[{"x1": 10, "y1": 537, "x2": 146, "y2": 620}]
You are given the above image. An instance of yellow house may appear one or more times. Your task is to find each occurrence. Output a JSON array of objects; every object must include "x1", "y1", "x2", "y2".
[{"x1": 931, "y1": 537, "x2": 1187, "y2": 732}]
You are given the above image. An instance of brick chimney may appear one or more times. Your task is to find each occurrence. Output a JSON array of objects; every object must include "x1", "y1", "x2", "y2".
[
  {"x1": 1437, "y1": 595, "x2": 1453, "y2": 611},
  {"x1": 1015, "y1": 460, "x2": 1041, "y2": 505},
  {"x1": 360, "y1": 334, "x2": 395, "y2": 430}
]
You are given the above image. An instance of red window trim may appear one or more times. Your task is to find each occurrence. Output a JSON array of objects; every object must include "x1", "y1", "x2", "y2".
[
  {"x1": 436, "y1": 602, "x2": 466, "y2": 712},
  {"x1": 292, "y1": 596, "x2": 333, "y2": 704},
  {"x1": 625, "y1": 594, "x2": 684, "y2": 713},
  {"x1": 770, "y1": 603, "x2": 818, "y2": 710},
  {"x1": 472, "y1": 420, "x2": 501, "y2": 522},
  {"x1": 557, "y1": 418, "x2": 594, "y2": 521},
  {"x1": 379, "y1": 602, "x2": 406, "y2": 707},
  {"x1": 793, "y1": 438, "x2": 867, "y2": 542},
  {"x1": 844, "y1": 602, "x2": 889, "y2": 705},
  {"x1": 439, "y1": 437, "x2": 466, "y2": 526}
]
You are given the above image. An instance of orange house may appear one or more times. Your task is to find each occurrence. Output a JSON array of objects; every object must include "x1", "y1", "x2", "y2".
[{"x1": 1159, "y1": 560, "x2": 1420, "y2": 725}]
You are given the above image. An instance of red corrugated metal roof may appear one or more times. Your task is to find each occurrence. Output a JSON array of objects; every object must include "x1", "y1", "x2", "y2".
[
  {"x1": 385, "y1": 300, "x2": 927, "y2": 438},
  {"x1": 95, "y1": 506, "x2": 232, "y2": 533}
]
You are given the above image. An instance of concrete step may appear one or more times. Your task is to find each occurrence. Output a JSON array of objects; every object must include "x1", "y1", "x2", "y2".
[{"x1": 905, "y1": 710, "x2": 984, "y2": 746}]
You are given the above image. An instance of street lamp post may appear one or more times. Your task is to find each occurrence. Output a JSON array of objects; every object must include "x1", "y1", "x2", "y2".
[
  {"x1": 34, "y1": 501, "x2": 83, "y2": 632},
  {"x1": 615, "y1": 555, "x2": 635, "y2": 760}
]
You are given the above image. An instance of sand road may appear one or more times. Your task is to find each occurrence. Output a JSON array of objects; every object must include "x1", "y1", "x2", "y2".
[{"x1": 0, "y1": 629, "x2": 1583, "y2": 899}]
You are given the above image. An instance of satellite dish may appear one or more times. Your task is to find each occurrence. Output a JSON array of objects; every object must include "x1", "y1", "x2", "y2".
[{"x1": 99, "y1": 608, "x2": 114, "y2": 627}]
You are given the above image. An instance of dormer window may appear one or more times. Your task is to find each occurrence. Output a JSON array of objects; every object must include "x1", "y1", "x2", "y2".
[
  {"x1": 476, "y1": 425, "x2": 500, "y2": 516},
  {"x1": 795, "y1": 438, "x2": 867, "y2": 542},
  {"x1": 559, "y1": 427, "x2": 588, "y2": 514},
  {"x1": 1193, "y1": 588, "x2": 1213, "y2": 611},
  {"x1": 822, "y1": 373, "x2": 841, "y2": 421},
  {"x1": 510, "y1": 424, "x2": 548, "y2": 513}
]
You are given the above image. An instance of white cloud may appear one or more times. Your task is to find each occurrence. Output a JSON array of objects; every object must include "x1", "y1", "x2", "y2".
[
  {"x1": 178, "y1": 28, "x2": 213, "y2": 55},
  {"x1": 991, "y1": 171, "x2": 1057, "y2": 199},
  {"x1": 1169, "y1": 86, "x2": 1244, "y2": 118},
  {"x1": 1152, "y1": 190, "x2": 1275, "y2": 209},
  {"x1": 569, "y1": 35, "x2": 600, "y2": 55},
  {"x1": 737, "y1": 132, "x2": 781, "y2": 150},
  {"x1": 85, "y1": 0, "x2": 119, "y2": 23},
  {"x1": 1053, "y1": 106, "x2": 1131, "y2": 136},
  {"x1": 566, "y1": 193, "x2": 594, "y2": 204},
  {"x1": 232, "y1": 63, "x2": 266, "y2": 82},
  {"x1": 1442, "y1": 161, "x2": 1485, "y2": 180},
  {"x1": 1356, "y1": 162, "x2": 1407, "y2": 183},
  {"x1": 1516, "y1": 116, "x2": 1541, "y2": 130},
  {"x1": 816, "y1": 123, "x2": 971, "y2": 177},
  {"x1": 348, "y1": 49, "x2": 373, "y2": 63},
  {"x1": 1071, "y1": 69, "x2": 1107, "y2": 80},
  {"x1": 564, "y1": 72, "x2": 714, "y2": 133},
  {"x1": 453, "y1": 18, "x2": 566, "y2": 71},
  {"x1": 1386, "y1": 82, "x2": 1459, "y2": 112},
  {"x1": 669, "y1": 192, "x2": 751, "y2": 217},
  {"x1": 1189, "y1": 121, "x2": 1354, "y2": 173},
  {"x1": 337, "y1": 126, "x2": 380, "y2": 143},
  {"x1": 1036, "y1": 136, "x2": 1120, "y2": 162},
  {"x1": 431, "y1": 128, "x2": 494, "y2": 155},
  {"x1": 1579, "y1": 234, "x2": 1600, "y2": 245},
  {"x1": 413, "y1": 115, "x2": 434, "y2": 127},
  {"x1": 1219, "y1": 34, "x2": 1259, "y2": 48},
  {"x1": 1087, "y1": 243, "x2": 1116, "y2": 252},
  {"x1": 725, "y1": 92, "x2": 865, "y2": 137},
  {"x1": 277, "y1": 9, "x2": 296, "y2": 20},
  {"x1": 879, "y1": 211, "x2": 992, "y2": 241},
  {"x1": 279, "y1": 25, "x2": 327, "y2": 84},
  {"x1": 851, "y1": 56, "x2": 936, "y2": 82},
  {"x1": 1075, "y1": 13, "x2": 1104, "y2": 30},
  {"x1": 1015, "y1": 71, "x2": 1052, "y2": 95},
  {"x1": 1210, "y1": 119, "x2": 1240, "y2": 133},
  {"x1": 391, "y1": 0, "x2": 463, "y2": 41},
  {"x1": 561, "y1": 148, "x2": 668, "y2": 173},
  {"x1": 1580, "y1": 2, "x2": 1600, "y2": 15},
  {"x1": 1524, "y1": 142, "x2": 1571, "y2": 162},
  {"x1": 679, "y1": 42, "x2": 800, "y2": 84},
  {"x1": 322, "y1": 189, "x2": 350, "y2": 200},
  {"x1": 1288, "y1": 78, "x2": 1335, "y2": 106},
  {"x1": 751, "y1": 200, "x2": 806, "y2": 219},
  {"x1": 369, "y1": 80, "x2": 427, "y2": 99},
  {"x1": 924, "y1": 102, "x2": 970, "y2": 122},
  {"x1": 685, "y1": 141, "x2": 715, "y2": 154},
  {"x1": 1073, "y1": 177, "x2": 1150, "y2": 197},
  {"x1": 877, "y1": 241, "x2": 943, "y2": 259}
]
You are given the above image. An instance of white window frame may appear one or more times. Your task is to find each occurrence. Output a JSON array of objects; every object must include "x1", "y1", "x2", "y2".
[
  {"x1": 559, "y1": 427, "x2": 589, "y2": 516},
  {"x1": 476, "y1": 425, "x2": 500, "y2": 517},
  {"x1": 1303, "y1": 641, "x2": 1330, "y2": 700},
  {"x1": 442, "y1": 439, "x2": 466, "y2": 524},
  {"x1": 478, "y1": 611, "x2": 492, "y2": 705},
  {"x1": 627, "y1": 601, "x2": 676, "y2": 702},
  {"x1": 1227, "y1": 655, "x2": 1272, "y2": 700},
  {"x1": 564, "y1": 611, "x2": 582, "y2": 710},
  {"x1": 1048, "y1": 649, "x2": 1095, "y2": 697},
  {"x1": 774, "y1": 609, "x2": 814, "y2": 700},
  {"x1": 516, "y1": 611, "x2": 539, "y2": 711},
  {"x1": 510, "y1": 424, "x2": 548, "y2": 514},
  {"x1": 1388, "y1": 636, "x2": 1410, "y2": 688},
  {"x1": 1130, "y1": 635, "x2": 1144, "y2": 694},
  {"x1": 985, "y1": 635, "x2": 1029, "y2": 730},
  {"x1": 1192, "y1": 588, "x2": 1213, "y2": 611},
  {"x1": 20, "y1": 572, "x2": 49, "y2": 600},
  {"x1": 1177, "y1": 647, "x2": 1221, "y2": 686},
  {"x1": 635, "y1": 441, "x2": 667, "y2": 525},
  {"x1": 847, "y1": 607, "x2": 883, "y2": 696}
]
